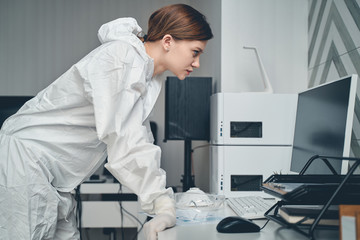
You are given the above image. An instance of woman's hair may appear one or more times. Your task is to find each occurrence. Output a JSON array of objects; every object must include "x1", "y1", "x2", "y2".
[{"x1": 145, "y1": 4, "x2": 213, "y2": 42}]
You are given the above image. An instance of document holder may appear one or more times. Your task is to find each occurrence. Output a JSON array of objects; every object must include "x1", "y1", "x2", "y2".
[{"x1": 261, "y1": 155, "x2": 360, "y2": 240}]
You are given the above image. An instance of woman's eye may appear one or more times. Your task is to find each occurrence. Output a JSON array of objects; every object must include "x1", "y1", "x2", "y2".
[{"x1": 193, "y1": 50, "x2": 200, "y2": 57}]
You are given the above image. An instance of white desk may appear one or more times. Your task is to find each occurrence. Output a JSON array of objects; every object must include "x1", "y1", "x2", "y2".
[{"x1": 158, "y1": 205, "x2": 339, "y2": 240}]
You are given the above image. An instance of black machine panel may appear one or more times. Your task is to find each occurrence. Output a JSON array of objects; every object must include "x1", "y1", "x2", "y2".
[{"x1": 165, "y1": 77, "x2": 212, "y2": 141}]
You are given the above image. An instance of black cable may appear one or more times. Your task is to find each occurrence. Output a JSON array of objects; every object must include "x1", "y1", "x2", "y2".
[
  {"x1": 118, "y1": 184, "x2": 125, "y2": 240},
  {"x1": 75, "y1": 185, "x2": 83, "y2": 240},
  {"x1": 121, "y1": 206, "x2": 145, "y2": 226},
  {"x1": 190, "y1": 143, "x2": 210, "y2": 185},
  {"x1": 116, "y1": 183, "x2": 147, "y2": 240},
  {"x1": 76, "y1": 181, "x2": 147, "y2": 240},
  {"x1": 191, "y1": 143, "x2": 210, "y2": 152},
  {"x1": 130, "y1": 218, "x2": 147, "y2": 240},
  {"x1": 259, "y1": 219, "x2": 270, "y2": 230}
]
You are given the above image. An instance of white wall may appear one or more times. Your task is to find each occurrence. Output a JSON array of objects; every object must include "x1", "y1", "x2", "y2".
[
  {"x1": 0, "y1": 0, "x2": 188, "y2": 95},
  {"x1": 221, "y1": 0, "x2": 308, "y2": 94}
]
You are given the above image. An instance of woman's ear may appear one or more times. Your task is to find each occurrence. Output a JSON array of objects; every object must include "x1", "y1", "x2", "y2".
[{"x1": 161, "y1": 34, "x2": 173, "y2": 52}]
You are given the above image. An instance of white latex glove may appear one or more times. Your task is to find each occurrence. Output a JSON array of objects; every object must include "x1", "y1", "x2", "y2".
[
  {"x1": 144, "y1": 213, "x2": 176, "y2": 240},
  {"x1": 143, "y1": 195, "x2": 176, "y2": 240}
]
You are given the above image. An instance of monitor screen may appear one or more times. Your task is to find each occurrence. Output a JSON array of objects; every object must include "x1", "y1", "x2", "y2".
[
  {"x1": 290, "y1": 75, "x2": 358, "y2": 174},
  {"x1": 0, "y1": 96, "x2": 33, "y2": 128}
]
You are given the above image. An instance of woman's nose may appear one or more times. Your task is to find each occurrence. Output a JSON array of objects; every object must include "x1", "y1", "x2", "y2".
[{"x1": 192, "y1": 58, "x2": 200, "y2": 68}]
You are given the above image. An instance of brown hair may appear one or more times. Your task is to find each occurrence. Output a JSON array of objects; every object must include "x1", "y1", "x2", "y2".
[{"x1": 144, "y1": 4, "x2": 213, "y2": 42}]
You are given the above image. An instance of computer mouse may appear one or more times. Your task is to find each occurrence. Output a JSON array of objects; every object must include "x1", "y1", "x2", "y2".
[{"x1": 216, "y1": 216, "x2": 260, "y2": 233}]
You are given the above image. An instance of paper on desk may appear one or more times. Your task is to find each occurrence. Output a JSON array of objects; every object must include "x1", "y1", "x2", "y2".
[
  {"x1": 341, "y1": 216, "x2": 356, "y2": 240},
  {"x1": 176, "y1": 208, "x2": 226, "y2": 225}
]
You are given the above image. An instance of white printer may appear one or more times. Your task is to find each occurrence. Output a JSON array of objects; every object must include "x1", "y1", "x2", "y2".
[
  {"x1": 209, "y1": 92, "x2": 297, "y2": 197},
  {"x1": 210, "y1": 47, "x2": 298, "y2": 197}
]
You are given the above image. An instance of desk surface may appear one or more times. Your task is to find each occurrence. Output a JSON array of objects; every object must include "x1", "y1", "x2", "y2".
[
  {"x1": 158, "y1": 205, "x2": 339, "y2": 240},
  {"x1": 158, "y1": 220, "x2": 338, "y2": 240}
]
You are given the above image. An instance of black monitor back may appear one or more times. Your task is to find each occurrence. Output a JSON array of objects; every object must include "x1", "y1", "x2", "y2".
[
  {"x1": 290, "y1": 76, "x2": 355, "y2": 174},
  {"x1": 165, "y1": 77, "x2": 212, "y2": 141}
]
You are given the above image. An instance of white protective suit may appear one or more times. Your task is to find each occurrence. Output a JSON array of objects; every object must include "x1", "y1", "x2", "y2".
[{"x1": 0, "y1": 18, "x2": 174, "y2": 240}]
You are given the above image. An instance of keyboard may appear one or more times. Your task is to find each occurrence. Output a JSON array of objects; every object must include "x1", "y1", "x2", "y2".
[{"x1": 227, "y1": 196, "x2": 277, "y2": 219}]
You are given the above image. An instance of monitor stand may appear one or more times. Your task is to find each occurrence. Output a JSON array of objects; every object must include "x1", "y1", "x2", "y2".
[{"x1": 182, "y1": 139, "x2": 195, "y2": 192}]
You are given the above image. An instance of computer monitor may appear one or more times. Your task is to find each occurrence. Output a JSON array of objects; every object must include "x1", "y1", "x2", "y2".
[
  {"x1": 0, "y1": 96, "x2": 33, "y2": 128},
  {"x1": 290, "y1": 75, "x2": 358, "y2": 174}
]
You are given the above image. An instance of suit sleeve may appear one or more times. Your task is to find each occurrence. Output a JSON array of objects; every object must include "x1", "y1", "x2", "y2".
[{"x1": 75, "y1": 42, "x2": 173, "y2": 213}]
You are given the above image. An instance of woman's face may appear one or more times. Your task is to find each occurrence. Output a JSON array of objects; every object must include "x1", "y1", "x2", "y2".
[{"x1": 165, "y1": 39, "x2": 207, "y2": 80}]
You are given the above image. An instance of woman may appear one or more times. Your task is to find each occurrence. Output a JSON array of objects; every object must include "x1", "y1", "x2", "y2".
[{"x1": 0, "y1": 3, "x2": 213, "y2": 240}]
